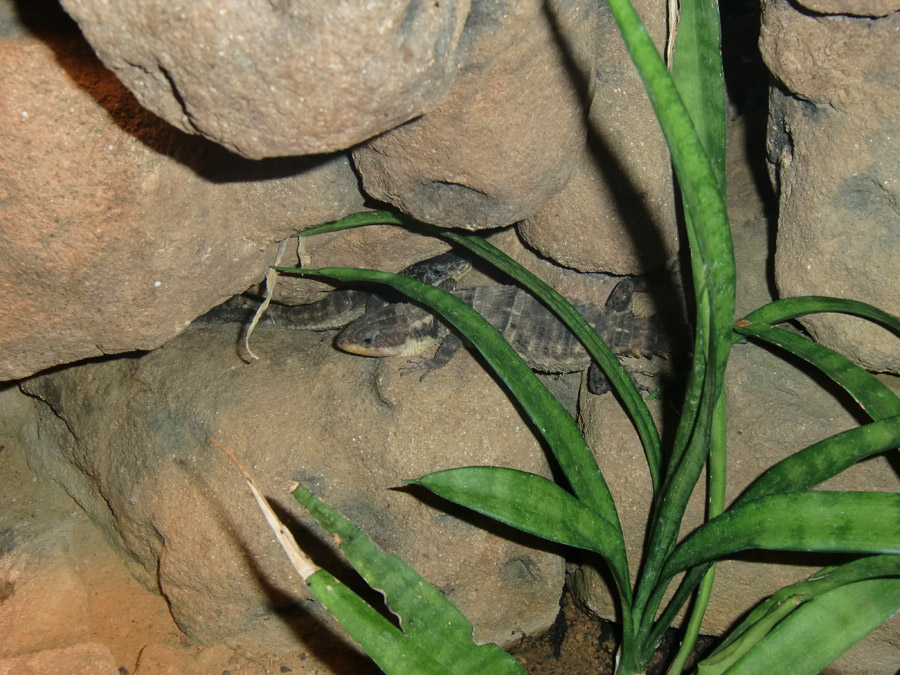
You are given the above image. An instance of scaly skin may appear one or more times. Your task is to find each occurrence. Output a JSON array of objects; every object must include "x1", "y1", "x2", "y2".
[
  {"x1": 335, "y1": 281, "x2": 678, "y2": 379},
  {"x1": 195, "y1": 250, "x2": 471, "y2": 330}
]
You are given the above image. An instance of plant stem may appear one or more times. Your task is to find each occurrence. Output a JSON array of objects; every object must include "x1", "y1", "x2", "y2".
[{"x1": 666, "y1": 393, "x2": 728, "y2": 673}]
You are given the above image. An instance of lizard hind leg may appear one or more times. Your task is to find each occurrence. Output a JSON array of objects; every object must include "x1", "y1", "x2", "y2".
[
  {"x1": 588, "y1": 362, "x2": 659, "y2": 396},
  {"x1": 604, "y1": 278, "x2": 636, "y2": 312},
  {"x1": 587, "y1": 362, "x2": 614, "y2": 395}
]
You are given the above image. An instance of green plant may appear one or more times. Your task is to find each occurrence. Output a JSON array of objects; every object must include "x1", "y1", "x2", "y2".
[{"x1": 251, "y1": 1, "x2": 900, "y2": 672}]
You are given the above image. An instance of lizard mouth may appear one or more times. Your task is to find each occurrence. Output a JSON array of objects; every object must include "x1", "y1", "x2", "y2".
[
  {"x1": 334, "y1": 332, "x2": 432, "y2": 358},
  {"x1": 335, "y1": 337, "x2": 395, "y2": 356}
]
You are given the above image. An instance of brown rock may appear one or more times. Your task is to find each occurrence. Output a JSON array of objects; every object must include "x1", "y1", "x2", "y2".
[
  {"x1": 353, "y1": 0, "x2": 599, "y2": 229},
  {"x1": 0, "y1": 394, "x2": 377, "y2": 674},
  {"x1": 761, "y1": 1, "x2": 900, "y2": 372},
  {"x1": 0, "y1": 33, "x2": 364, "y2": 382},
  {"x1": 727, "y1": 116, "x2": 774, "y2": 318},
  {"x1": 481, "y1": 228, "x2": 630, "y2": 308},
  {"x1": 58, "y1": 0, "x2": 471, "y2": 159},
  {"x1": 0, "y1": 551, "x2": 91, "y2": 658},
  {"x1": 20, "y1": 323, "x2": 564, "y2": 648},
  {"x1": 0, "y1": 644, "x2": 119, "y2": 675},
  {"x1": 795, "y1": 0, "x2": 900, "y2": 17},
  {"x1": 518, "y1": 0, "x2": 678, "y2": 274}
]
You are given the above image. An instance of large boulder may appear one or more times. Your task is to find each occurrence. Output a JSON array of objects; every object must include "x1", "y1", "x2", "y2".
[
  {"x1": 20, "y1": 322, "x2": 565, "y2": 647},
  {"x1": 517, "y1": 0, "x2": 678, "y2": 274},
  {"x1": 760, "y1": 0, "x2": 900, "y2": 372},
  {"x1": 59, "y1": 0, "x2": 471, "y2": 158},
  {"x1": 0, "y1": 30, "x2": 366, "y2": 382},
  {"x1": 353, "y1": 0, "x2": 600, "y2": 229}
]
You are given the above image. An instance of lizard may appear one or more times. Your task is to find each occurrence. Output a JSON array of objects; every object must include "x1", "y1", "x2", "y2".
[
  {"x1": 333, "y1": 279, "x2": 682, "y2": 394},
  {"x1": 194, "y1": 250, "x2": 472, "y2": 330}
]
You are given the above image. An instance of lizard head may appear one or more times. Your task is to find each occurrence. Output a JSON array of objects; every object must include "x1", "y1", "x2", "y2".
[
  {"x1": 402, "y1": 250, "x2": 471, "y2": 286},
  {"x1": 334, "y1": 305, "x2": 437, "y2": 357}
]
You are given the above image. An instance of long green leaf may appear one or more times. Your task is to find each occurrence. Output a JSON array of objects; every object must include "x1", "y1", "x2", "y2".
[
  {"x1": 292, "y1": 481, "x2": 525, "y2": 674},
  {"x1": 305, "y1": 568, "x2": 447, "y2": 673},
  {"x1": 668, "y1": 391, "x2": 728, "y2": 674},
  {"x1": 295, "y1": 210, "x2": 409, "y2": 236},
  {"x1": 724, "y1": 577, "x2": 900, "y2": 675},
  {"x1": 645, "y1": 414, "x2": 900, "y2": 651},
  {"x1": 662, "y1": 492, "x2": 900, "y2": 581},
  {"x1": 603, "y1": 0, "x2": 734, "y2": 374},
  {"x1": 738, "y1": 416, "x2": 900, "y2": 505},
  {"x1": 695, "y1": 594, "x2": 801, "y2": 675},
  {"x1": 607, "y1": 0, "x2": 735, "y2": 651},
  {"x1": 646, "y1": 499, "x2": 900, "y2": 651},
  {"x1": 413, "y1": 467, "x2": 631, "y2": 603},
  {"x1": 700, "y1": 554, "x2": 900, "y2": 671},
  {"x1": 670, "y1": 0, "x2": 726, "y2": 194},
  {"x1": 742, "y1": 295, "x2": 900, "y2": 334},
  {"x1": 734, "y1": 322, "x2": 900, "y2": 422},
  {"x1": 632, "y1": 339, "x2": 728, "y2": 652},
  {"x1": 277, "y1": 265, "x2": 622, "y2": 532},
  {"x1": 602, "y1": 0, "x2": 732, "y2": 269},
  {"x1": 666, "y1": 1, "x2": 728, "y2": 666}
]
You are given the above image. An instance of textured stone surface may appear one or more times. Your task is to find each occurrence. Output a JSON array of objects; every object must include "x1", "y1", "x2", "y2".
[
  {"x1": 518, "y1": 0, "x2": 677, "y2": 274},
  {"x1": 0, "y1": 386, "x2": 371, "y2": 674},
  {"x1": 20, "y1": 324, "x2": 564, "y2": 647},
  {"x1": 59, "y1": 0, "x2": 471, "y2": 159},
  {"x1": 795, "y1": 0, "x2": 900, "y2": 16},
  {"x1": 761, "y1": 0, "x2": 900, "y2": 372},
  {"x1": 0, "y1": 32, "x2": 364, "y2": 382},
  {"x1": 0, "y1": 644, "x2": 119, "y2": 675},
  {"x1": 0, "y1": 550, "x2": 91, "y2": 658},
  {"x1": 353, "y1": 0, "x2": 599, "y2": 229}
]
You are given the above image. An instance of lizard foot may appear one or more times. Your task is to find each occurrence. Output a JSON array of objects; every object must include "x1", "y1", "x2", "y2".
[{"x1": 398, "y1": 357, "x2": 440, "y2": 382}]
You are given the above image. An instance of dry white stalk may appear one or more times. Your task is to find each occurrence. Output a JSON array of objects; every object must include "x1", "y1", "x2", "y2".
[
  {"x1": 241, "y1": 237, "x2": 291, "y2": 361},
  {"x1": 666, "y1": 0, "x2": 680, "y2": 69},
  {"x1": 213, "y1": 438, "x2": 320, "y2": 580}
]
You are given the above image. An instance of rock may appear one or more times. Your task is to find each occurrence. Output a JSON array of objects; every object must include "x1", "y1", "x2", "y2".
[
  {"x1": 518, "y1": 0, "x2": 678, "y2": 274},
  {"x1": 0, "y1": 31, "x2": 364, "y2": 382},
  {"x1": 480, "y1": 228, "x2": 636, "y2": 309},
  {"x1": 727, "y1": 117, "x2": 774, "y2": 318},
  {"x1": 353, "y1": 0, "x2": 599, "y2": 229},
  {"x1": 0, "y1": 387, "x2": 100, "y2": 662},
  {"x1": 0, "y1": 643, "x2": 119, "y2": 675},
  {"x1": 794, "y1": 0, "x2": 900, "y2": 16},
  {"x1": 58, "y1": 0, "x2": 470, "y2": 159},
  {"x1": 0, "y1": 395, "x2": 359, "y2": 674},
  {"x1": 0, "y1": 550, "x2": 92, "y2": 658},
  {"x1": 760, "y1": 0, "x2": 900, "y2": 372},
  {"x1": 20, "y1": 322, "x2": 564, "y2": 648}
]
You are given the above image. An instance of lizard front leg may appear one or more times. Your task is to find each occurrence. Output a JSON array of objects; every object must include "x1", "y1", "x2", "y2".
[{"x1": 399, "y1": 332, "x2": 464, "y2": 381}]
